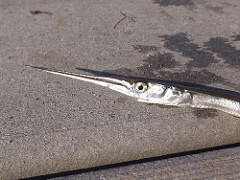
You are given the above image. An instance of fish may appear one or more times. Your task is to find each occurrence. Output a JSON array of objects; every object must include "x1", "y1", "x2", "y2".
[{"x1": 26, "y1": 65, "x2": 240, "y2": 118}]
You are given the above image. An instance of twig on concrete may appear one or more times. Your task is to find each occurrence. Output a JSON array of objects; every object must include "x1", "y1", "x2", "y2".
[
  {"x1": 114, "y1": 11, "x2": 136, "y2": 29},
  {"x1": 30, "y1": 10, "x2": 53, "y2": 15}
]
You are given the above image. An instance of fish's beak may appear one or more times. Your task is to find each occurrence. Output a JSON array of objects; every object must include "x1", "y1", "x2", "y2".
[{"x1": 26, "y1": 65, "x2": 133, "y2": 95}]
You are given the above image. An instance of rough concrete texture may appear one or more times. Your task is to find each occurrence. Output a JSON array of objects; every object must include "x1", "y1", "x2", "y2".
[
  {"x1": 53, "y1": 145, "x2": 240, "y2": 180},
  {"x1": 0, "y1": 0, "x2": 240, "y2": 179}
]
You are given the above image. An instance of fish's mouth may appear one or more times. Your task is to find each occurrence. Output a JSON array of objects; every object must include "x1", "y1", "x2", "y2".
[{"x1": 26, "y1": 65, "x2": 133, "y2": 95}]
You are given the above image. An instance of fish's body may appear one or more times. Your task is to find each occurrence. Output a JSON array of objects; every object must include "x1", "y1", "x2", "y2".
[{"x1": 26, "y1": 65, "x2": 240, "y2": 118}]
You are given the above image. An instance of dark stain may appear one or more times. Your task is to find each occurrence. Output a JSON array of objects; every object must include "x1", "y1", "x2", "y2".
[
  {"x1": 204, "y1": 37, "x2": 240, "y2": 68},
  {"x1": 103, "y1": 60, "x2": 224, "y2": 85},
  {"x1": 30, "y1": 10, "x2": 53, "y2": 15},
  {"x1": 133, "y1": 45, "x2": 158, "y2": 54},
  {"x1": 160, "y1": 33, "x2": 218, "y2": 68},
  {"x1": 192, "y1": 109, "x2": 219, "y2": 119},
  {"x1": 153, "y1": 70, "x2": 224, "y2": 84},
  {"x1": 103, "y1": 53, "x2": 179, "y2": 79},
  {"x1": 153, "y1": 0, "x2": 195, "y2": 7},
  {"x1": 142, "y1": 53, "x2": 179, "y2": 69},
  {"x1": 78, "y1": 33, "x2": 237, "y2": 87},
  {"x1": 232, "y1": 34, "x2": 240, "y2": 41},
  {"x1": 90, "y1": 33, "x2": 226, "y2": 85}
]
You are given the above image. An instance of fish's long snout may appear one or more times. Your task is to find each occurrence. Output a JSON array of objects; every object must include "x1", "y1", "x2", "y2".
[{"x1": 26, "y1": 65, "x2": 132, "y2": 95}]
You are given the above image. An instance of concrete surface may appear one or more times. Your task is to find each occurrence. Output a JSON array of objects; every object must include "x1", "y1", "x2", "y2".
[
  {"x1": 51, "y1": 144, "x2": 240, "y2": 180},
  {"x1": 0, "y1": 0, "x2": 240, "y2": 179}
]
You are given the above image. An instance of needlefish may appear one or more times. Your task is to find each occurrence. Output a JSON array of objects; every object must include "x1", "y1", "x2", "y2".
[{"x1": 26, "y1": 65, "x2": 240, "y2": 118}]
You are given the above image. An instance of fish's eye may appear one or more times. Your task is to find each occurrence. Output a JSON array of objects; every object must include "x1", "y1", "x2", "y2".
[{"x1": 135, "y1": 82, "x2": 147, "y2": 93}]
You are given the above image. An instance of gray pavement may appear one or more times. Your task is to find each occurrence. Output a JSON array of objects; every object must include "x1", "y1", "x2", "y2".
[
  {"x1": 52, "y1": 144, "x2": 240, "y2": 180},
  {"x1": 0, "y1": 0, "x2": 240, "y2": 179}
]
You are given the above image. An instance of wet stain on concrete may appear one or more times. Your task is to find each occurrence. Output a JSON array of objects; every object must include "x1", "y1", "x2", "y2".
[
  {"x1": 160, "y1": 33, "x2": 218, "y2": 68},
  {"x1": 104, "y1": 53, "x2": 179, "y2": 79},
  {"x1": 153, "y1": 70, "x2": 224, "y2": 84},
  {"x1": 89, "y1": 33, "x2": 233, "y2": 86},
  {"x1": 133, "y1": 45, "x2": 158, "y2": 54},
  {"x1": 100, "y1": 32, "x2": 239, "y2": 88},
  {"x1": 153, "y1": 0, "x2": 195, "y2": 7},
  {"x1": 104, "y1": 55, "x2": 224, "y2": 85},
  {"x1": 142, "y1": 53, "x2": 179, "y2": 69},
  {"x1": 192, "y1": 109, "x2": 219, "y2": 119},
  {"x1": 204, "y1": 37, "x2": 240, "y2": 68}
]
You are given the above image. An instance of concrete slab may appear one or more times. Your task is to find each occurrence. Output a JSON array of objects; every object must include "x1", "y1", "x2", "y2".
[
  {"x1": 0, "y1": 0, "x2": 240, "y2": 179},
  {"x1": 52, "y1": 144, "x2": 240, "y2": 179}
]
